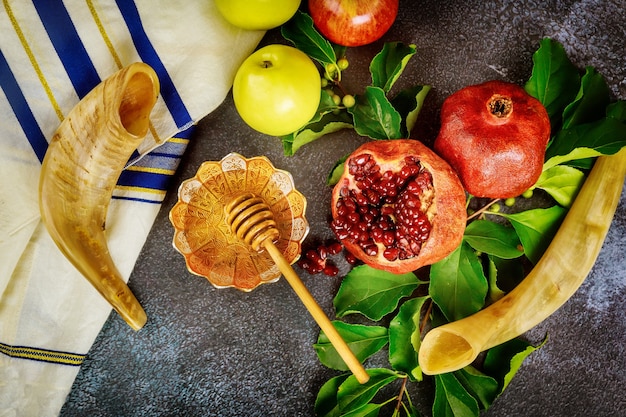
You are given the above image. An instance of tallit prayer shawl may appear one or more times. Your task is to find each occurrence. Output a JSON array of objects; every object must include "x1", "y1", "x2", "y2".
[{"x1": 0, "y1": 1, "x2": 263, "y2": 415}]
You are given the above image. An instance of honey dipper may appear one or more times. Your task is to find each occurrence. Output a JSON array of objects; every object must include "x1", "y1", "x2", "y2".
[{"x1": 225, "y1": 192, "x2": 370, "y2": 384}]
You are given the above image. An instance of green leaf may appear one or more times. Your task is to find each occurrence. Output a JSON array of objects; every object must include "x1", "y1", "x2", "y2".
[
  {"x1": 483, "y1": 336, "x2": 547, "y2": 394},
  {"x1": 316, "y1": 88, "x2": 345, "y2": 114},
  {"x1": 341, "y1": 402, "x2": 388, "y2": 417},
  {"x1": 429, "y1": 242, "x2": 488, "y2": 322},
  {"x1": 315, "y1": 374, "x2": 350, "y2": 417},
  {"x1": 565, "y1": 157, "x2": 594, "y2": 170},
  {"x1": 314, "y1": 321, "x2": 388, "y2": 371},
  {"x1": 501, "y1": 205, "x2": 567, "y2": 264},
  {"x1": 388, "y1": 296, "x2": 429, "y2": 381},
  {"x1": 543, "y1": 117, "x2": 626, "y2": 169},
  {"x1": 454, "y1": 367, "x2": 499, "y2": 411},
  {"x1": 390, "y1": 85, "x2": 431, "y2": 137},
  {"x1": 283, "y1": 113, "x2": 353, "y2": 155},
  {"x1": 370, "y1": 42, "x2": 417, "y2": 93},
  {"x1": 487, "y1": 255, "x2": 525, "y2": 296},
  {"x1": 486, "y1": 256, "x2": 506, "y2": 302},
  {"x1": 463, "y1": 220, "x2": 524, "y2": 259},
  {"x1": 404, "y1": 403, "x2": 423, "y2": 417},
  {"x1": 337, "y1": 368, "x2": 401, "y2": 414},
  {"x1": 561, "y1": 66, "x2": 611, "y2": 129},
  {"x1": 281, "y1": 11, "x2": 336, "y2": 66},
  {"x1": 334, "y1": 264, "x2": 420, "y2": 321},
  {"x1": 524, "y1": 38, "x2": 580, "y2": 129},
  {"x1": 282, "y1": 91, "x2": 353, "y2": 155},
  {"x1": 333, "y1": 44, "x2": 347, "y2": 60},
  {"x1": 327, "y1": 154, "x2": 350, "y2": 186},
  {"x1": 534, "y1": 165, "x2": 586, "y2": 207},
  {"x1": 349, "y1": 86, "x2": 403, "y2": 140},
  {"x1": 543, "y1": 147, "x2": 602, "y2": 170},
  {"x1": 433, "y1": 373, "x2": 480, "y2": 417},
  {"x1": 607, "y1": 100, "x2": 626, "y2": 122}
]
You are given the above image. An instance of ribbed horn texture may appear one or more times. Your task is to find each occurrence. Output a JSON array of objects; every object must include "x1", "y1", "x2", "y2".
[{"x1": 39, "y1": 62, "x2": 160, "y2": 331}]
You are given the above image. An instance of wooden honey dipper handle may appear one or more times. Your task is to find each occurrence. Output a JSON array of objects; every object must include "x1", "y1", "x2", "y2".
[
  {"x1": 226, "y1": 193, "x2": 370, "y2": 384},
  {"x1": 261, "y1": 242, "x2": 370, "y2": 384}
]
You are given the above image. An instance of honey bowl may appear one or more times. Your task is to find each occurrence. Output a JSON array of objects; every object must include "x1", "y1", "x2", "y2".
[{"x1": 169, "y1": 153, "x2": 309, "y2": 291}]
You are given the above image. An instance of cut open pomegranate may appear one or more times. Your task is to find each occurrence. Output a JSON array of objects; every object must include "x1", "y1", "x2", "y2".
[{"x1": 330, "y1": 139, "x2": 467, "y2": 274}]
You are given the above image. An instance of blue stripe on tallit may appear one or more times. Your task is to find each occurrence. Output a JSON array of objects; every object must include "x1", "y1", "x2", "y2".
[
  {"x1": 32, "y1": 0, "x2": 101, "y2": 99},
  {"x1": 116, "y1": 0, "x2": 193, "y2": 129},
  {"x1": 117, "y1": 170, "x2": 170, "y2": 190},
  {"x1": 0, "y1": 49, "x2": 48, "y2": 163},
  {"x1": 125, "y1": 124, "x2": 194, "y2": 169}
]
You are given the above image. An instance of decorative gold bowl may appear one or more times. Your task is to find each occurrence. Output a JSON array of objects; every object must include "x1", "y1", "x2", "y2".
[{"x1": 169, "y1": 153, "x2": 309, "y2": 291}]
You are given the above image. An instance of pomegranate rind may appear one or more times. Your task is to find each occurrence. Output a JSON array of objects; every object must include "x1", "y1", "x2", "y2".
[
  {"x1": 434, "y1": 80, "x2": 551, "y2": 199},
  {"x1": 331, "y1": 139, "x2": 467, "y2": 274}
]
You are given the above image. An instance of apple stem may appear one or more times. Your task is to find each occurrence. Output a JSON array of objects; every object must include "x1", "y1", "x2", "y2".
[{"x1": 261, "y1": 60, "x2": 273, "y2": 69}]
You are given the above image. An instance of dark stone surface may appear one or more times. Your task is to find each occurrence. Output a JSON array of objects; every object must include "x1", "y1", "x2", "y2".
[{"x1": 61, "y1": 1, "x2": 625, "y2": 416}]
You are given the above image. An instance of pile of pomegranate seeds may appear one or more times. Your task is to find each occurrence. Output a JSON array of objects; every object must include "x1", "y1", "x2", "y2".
[
  {"x1": 330, "y1": 153, "x2": 435, "y2": 262},
  {"x1": 297, "y1": 240, "x2": 357, "y2": 276}
]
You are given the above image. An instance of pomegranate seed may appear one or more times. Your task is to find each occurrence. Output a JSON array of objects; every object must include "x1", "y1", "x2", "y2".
[
  {"x1": 306, "y1": 249, "x2": 321, "y2": 263},
  {"x1": 382, "y1": 170, "x2": 394, "y2": 181},
  {"x1": 404, "y1": 194, "x2": 420, "y2": 208},
  {"x1": 333, "y1": 228, "x2": 349, "y2": 240},
  {"x1": 323, "y1": 264, "x2": 339, "y2": 277},
  {"x1": 364, "y1": 189, "x2": 380, "y2": 205},
  {"x1": 358, "y1": 230, "x2": 370, "y2": 243},
  {"x1": 406, "y1": 180, "x2": 420, "y2": 193},
  {"x1": 371, "y1": 226, "x2": 384, "y2": 242},
  {"x1": 363, "y1": 244, "x2": 378, "y2": 256},
  {"x1": 328, "y1": 241, "x2": 343, "y2": 255},
  {"x1": 410, "y1": 241, "x2": 422, "y2": 254},
  {"x1": 400, "y1": 163, "x2": 420, "y2": 179},
  {"x1": 415, "y1": 171, "x2": 433, "y2": 191},
  {"x1": 364, "y1": 158, "x2": 377, "y2": 172},
  {"x1": 382, "y1": 231, "x2": 396, "y2": 247},
  {"x1": 345, "y1": 251, "x2": 358, "y2": 265},
  {"x1": 355, "y1": 193, "x2": 369, "y2": 206},
  {"x1": 343, "y1": 197, "x2": 357, "y2": 212},
  {"x1": 362, "y1": 212, "x2": 375, "y2": 226},
  {"x1": 353, "y1": 153, "x2": 370, "y2": 166},
  {"x1": 347, "y1": 212, "x2": 361, "y2": 224},
  {"x1": 383, "y1": 247, "x2": 399, "y2": 261}
]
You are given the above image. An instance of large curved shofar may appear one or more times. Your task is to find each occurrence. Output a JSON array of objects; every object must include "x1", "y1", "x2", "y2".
[
  {"x1": 39, "y1": 63, "x2": 159, "y2": 331},
  {"x1": 419, "y1": 148, "x2": 626, "y2": 375}
]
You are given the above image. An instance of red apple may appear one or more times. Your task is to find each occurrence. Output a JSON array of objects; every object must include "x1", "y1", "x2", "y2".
[{"x1": 308, "y1": 0, "x2": 399, "y2": 47}]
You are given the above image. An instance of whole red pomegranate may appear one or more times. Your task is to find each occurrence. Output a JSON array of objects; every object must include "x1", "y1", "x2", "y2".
[
  {"x1": 330, "y1": 139, "x2": 467, "y2": 274},
  {"x1": 434, "y1": 80, "x2": 551, "y2": 199}
]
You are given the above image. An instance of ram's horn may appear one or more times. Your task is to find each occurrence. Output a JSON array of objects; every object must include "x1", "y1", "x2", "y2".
[
  {"x1": 39, "y1": 62, "x2": 159, "y2": 331},
  {"x1": 419, "y1": 148, "x2": 626, "y2": 375}
]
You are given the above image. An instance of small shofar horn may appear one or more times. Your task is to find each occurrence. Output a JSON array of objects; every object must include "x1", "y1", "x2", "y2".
[
  {"x1": 39, "y1": 63, "x2": 159, "y2": 330},
  {"x1": 419, "y1": 148, "x2": 626, "y2": 375}
]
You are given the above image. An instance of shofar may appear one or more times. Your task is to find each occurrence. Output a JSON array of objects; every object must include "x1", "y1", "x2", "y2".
[
  {"x1": 39, "y1": 62, "x2": 159, "y2": 331},
  {"x1": 419, "y1": 148, "x2": 626, "y2": 375}
]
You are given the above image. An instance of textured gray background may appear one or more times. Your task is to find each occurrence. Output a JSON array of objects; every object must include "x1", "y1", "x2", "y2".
[{"x1": 61, "y1": 1, "x2": 625, "y2": 416}]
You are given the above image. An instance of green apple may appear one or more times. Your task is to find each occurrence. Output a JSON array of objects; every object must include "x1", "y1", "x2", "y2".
[
  {"x1": 233, "y1": 44, "x2": 321, "y2": 136},
  {"x1": 215, "y1": 0, "x2": 301, "y2": 31}
]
